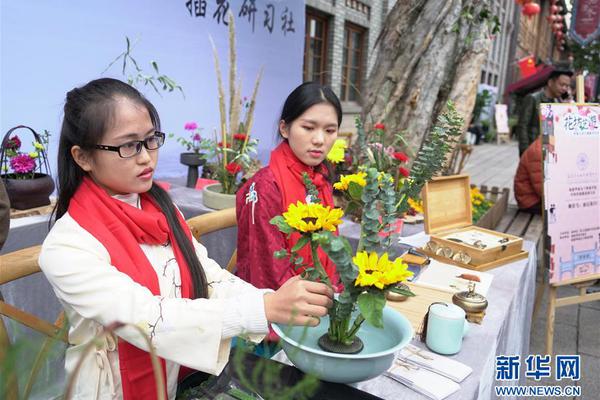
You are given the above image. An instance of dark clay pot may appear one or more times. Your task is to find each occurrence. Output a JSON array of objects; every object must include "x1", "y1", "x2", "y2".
[{"x1": 3, "y1": 173, "x2": 55, "y2": 210}]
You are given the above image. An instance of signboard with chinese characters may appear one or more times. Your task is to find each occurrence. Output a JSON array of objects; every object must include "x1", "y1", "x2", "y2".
[
  {"x1": 570, "y1": 0, "x2": 600, "y2": 46},
  {"x1": 1, "y1": 0, "x2": 304, "y2": 176},
  {"x1": 542, "y1": 103, "x2": 600, "y2": 285}
]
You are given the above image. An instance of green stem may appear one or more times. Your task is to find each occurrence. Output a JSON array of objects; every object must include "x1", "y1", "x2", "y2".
[
  {"x1": 346, "y1": 314, "x2": 366, "y2": 339},
  {"x1": 310, "y1": 241, "x2": 331, "y2": 287}
]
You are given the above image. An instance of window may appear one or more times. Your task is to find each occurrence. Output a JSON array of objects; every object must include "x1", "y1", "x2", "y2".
[
  {"x1": 303, "y1": 10, "x2": 328, "y2": 84},
  {"x1": 341, "y1": 23, "x2": 365, "y2": 102}
]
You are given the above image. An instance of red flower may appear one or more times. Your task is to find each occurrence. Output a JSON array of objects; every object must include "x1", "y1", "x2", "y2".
[
  {"x1": 233, "y1": 133, "x2": 247, "y2": 141},
  {"x1": 217, "y1": 141, "x2": 231, "y2": 148},
  {"x1": 7, "y1": 135, "x2": 21, "y2": 150},
  {"x1": 399, "y1": 167, "x2": 410, "y2": 178},
  {"x1": 374, "y1": 123, "x2": 385, "y2": 130},
  {"x1": 225, "y1": 162, "x2": 242, "y2": 175},
  {"x1": 393, "y1": 152, "x2": 409, "y2": 163}
]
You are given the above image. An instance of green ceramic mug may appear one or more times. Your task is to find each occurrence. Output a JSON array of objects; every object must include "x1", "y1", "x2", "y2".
[{"x1": 425, "y1": 302, "x2": 469, "y2": 355}]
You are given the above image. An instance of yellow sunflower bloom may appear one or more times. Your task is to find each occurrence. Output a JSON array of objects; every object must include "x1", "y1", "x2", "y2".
[
  {"x1": 333, "y1": 172, "x2": 367, "y2": 191},
  {"x1": 353, "y1": 251, "x2": 413, "y2": 289},
  {"x1": 326, "y1": 139, "x2": 347, "y2": 164},
  {"x1": 283, "y1": 201, "x2": 344, "y2": 233},
  {"x1": 407, "y1": 198, "x2": 424, "y2": 214}
]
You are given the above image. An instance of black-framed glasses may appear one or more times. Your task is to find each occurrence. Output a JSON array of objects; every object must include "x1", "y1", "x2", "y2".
[{"x1": 94, "y1": 132, "x2": 165, "y2": 158}]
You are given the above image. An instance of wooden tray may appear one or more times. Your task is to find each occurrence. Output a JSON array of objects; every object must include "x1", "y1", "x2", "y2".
[
  {"x1": 10, "y1": 200, "x2": 55, "y2": 219},
  {"x1": 421, "y1": 248, "x2": 529, "y2": 272},
  {"x1": 386, "y1": 282, "x2": 454, "y2": 335}
]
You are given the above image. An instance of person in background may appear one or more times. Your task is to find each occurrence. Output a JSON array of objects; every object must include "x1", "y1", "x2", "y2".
[
  {"x1": 514, "y1": 137, "x2": 542, "y2": 214},
  {"x1": 236, "y1": 82, "x2": 342, "y2": 291},
  {"x1": 515, "y1": 68, "x2": 573, "y2": 156},
  {"x1": 0, "y1": 180, "x2": 10, "y2": 250}
]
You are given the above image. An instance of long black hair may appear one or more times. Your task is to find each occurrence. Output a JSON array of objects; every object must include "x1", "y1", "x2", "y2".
[
  {"x1": 54, "y1": 78, "x2": 208, "y2": 299},
  {"x1": 278, "y1": 81, "x2": 343, "y2": 139}
]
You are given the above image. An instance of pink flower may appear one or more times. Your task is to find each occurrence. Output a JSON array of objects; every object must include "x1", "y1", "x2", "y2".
[
  {"x1": 184, "y1": 122, "x2": 198, "y2": 131},
  {"x1": 399, "y1": 167, "x2": 410, "y2": 178},
  {"x1": 192, "y1": 133, "x2": 201, "y2": 141},
  {"x1": 233, "y1": 133, "x2": 247, "y2": 141},
  {"x1": 10, "y1": 154, "x2": 36, "y2": 174},
  {"x1": 374, "y1": 123, "x2": 385, "y2": 130}
]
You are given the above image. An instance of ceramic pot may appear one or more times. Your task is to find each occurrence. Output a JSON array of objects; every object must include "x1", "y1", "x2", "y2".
[
  {"x1": 272, "y1": 306, "x2": 413, "y2": 383},
  {"x1": 3, "y1": 173, "x2": 55, "y2": 210},
  {"x1": 179, "y1": 152, "x2": 206, "y2": 188},
  {"x1": 202, "y1": 183, "x2": 236, "y2": 210}
]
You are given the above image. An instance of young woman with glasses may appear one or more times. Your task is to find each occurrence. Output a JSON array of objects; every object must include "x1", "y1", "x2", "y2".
[{"x1": 39, "y1": 78, "x2": 333, "y2": 399}]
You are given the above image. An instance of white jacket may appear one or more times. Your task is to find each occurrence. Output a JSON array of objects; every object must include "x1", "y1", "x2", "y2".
[{"x1": 39, "y1": 194, "x2": 268, "y2": 399}]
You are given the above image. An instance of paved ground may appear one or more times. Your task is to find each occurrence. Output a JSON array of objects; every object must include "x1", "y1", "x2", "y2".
[{"x1": 462, "y1": 140, "x2": 599, "y2": 399}]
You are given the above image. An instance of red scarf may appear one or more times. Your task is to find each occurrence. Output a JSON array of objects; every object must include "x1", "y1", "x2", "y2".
[
  {"x1": 69, "y1": 177, "x2": 195, "y2": 400},
  {"x1": 268, "y1": 141, "x2": 339, "y2": 285}
]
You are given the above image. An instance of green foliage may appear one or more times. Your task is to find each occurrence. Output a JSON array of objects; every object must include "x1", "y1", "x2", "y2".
[
  {"x1": 357, "y1": 292, "x2": 386, "y2": 328},
  {"x1": 302, "y1": 172, "x2": 321, "y2": 203},
  {"x1": 269, "y1": 216, "x2": 292, "y2": 235},
  {"x1": 397, "y1": 101, "x2": 464, "y2": 215},
  {"x1": 569, "y1": 40, "x2": 600, "y2": 75},
  {"x1": 472, "y1": 89, "x2": 492, "y2": 123},
  {"x1": 103, "y1": 36, "x2": 184, "y2": 98}
]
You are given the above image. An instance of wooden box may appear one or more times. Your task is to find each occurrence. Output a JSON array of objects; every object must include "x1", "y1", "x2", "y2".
[{"x1": 421, "y1": 175, "x2": 527, "y2": 271}]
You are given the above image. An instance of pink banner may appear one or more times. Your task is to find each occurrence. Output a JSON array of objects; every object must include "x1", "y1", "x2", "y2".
[
  {"x1": 542, "y1": 104, "x2": 600, "y2": 284},
  {"x1": 570, "y1": 0, "x2": 600, "y2": 45}
]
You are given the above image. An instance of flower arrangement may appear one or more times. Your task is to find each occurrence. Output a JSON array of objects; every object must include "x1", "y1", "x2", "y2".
[
  {"x1": 471, "y1": 186, "x2": 492, "y2": 223},
  {"x1": 2, "y1": 130, "x2": 51, "y2": 180},
  {"x1": 172, "y1": 122, "x2": 203, "y2": 154},
  {"x1": 269, "y1": 102, "x2": 464, "y2": 352},
  {"x1": 271, "y1": 169, "x2": 414, "y2": 351}
]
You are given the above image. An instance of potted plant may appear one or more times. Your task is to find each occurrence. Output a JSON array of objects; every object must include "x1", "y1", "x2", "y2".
[
  {"x1": 0, "y1": 125, "x2": 54, "y2": 210},
  {"x1": 170, "y1": 122, "x2": 207, "y2": 188},
  {"x1": 200, "y1": 13, "x2": 262, "y2": 209}
]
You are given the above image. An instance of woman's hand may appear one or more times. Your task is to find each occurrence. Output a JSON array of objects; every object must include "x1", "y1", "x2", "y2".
[{"x1": 263, "y1": 275, "x2": 334, "y2": 327}]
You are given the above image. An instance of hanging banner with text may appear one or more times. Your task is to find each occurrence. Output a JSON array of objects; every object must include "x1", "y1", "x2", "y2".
[
  {"x1": 569, "y1": 0, "x2": 600, "y2": 46},
  {"x1": 542, "y1": 103, "x2": 600, "y2": 285}
]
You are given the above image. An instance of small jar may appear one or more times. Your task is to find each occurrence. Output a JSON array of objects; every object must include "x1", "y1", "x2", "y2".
[{"x1": 452, "y1": 281, "x2": 488, "y2": 314}]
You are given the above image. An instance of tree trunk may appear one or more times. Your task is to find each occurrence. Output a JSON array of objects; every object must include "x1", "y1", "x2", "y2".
[{"x1": 362, "y1": 0, "x2": 492, "y2": 164}]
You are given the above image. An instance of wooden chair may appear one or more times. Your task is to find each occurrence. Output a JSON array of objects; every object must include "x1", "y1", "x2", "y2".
[
  {"x1": 186, "y1": 207, "x2": 238, "y2": 273},
  {"x1": 0, "y1": 245, "x2": 68, "y2": 400}
]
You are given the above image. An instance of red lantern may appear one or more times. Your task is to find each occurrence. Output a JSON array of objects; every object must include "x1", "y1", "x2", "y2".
[
  {"x1": 553, "y1": 22, "x2": 564, "y2": 31},
  {"x1": 556, "y1": 31, "x2": 564, "y2": 39},
  {"x1": 522, "y1": 2, "x2": 541, "y2": 17},
  {"x1": 559, "y1": 46, "x2": 565, "y2": 51},
  {"x1": 550, "y1": 5, "x2": 559, "y2": 13},
  {"x1": 556, "y1": 14, "x2": 564, "y2": 22}
]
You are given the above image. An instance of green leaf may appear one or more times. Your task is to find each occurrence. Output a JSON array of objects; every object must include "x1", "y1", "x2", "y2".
[
  {"x1": 345, "y1": 201, "x2": 359, "y2": 216},
  {"x1": 270, "y1": 216, "x2": 292, "y2": 234},
  {"x1": 348, "y1": 181, "x2": 363, "y2": 200},
  {"x1": 291, "y1": 235, "x2": 311, "y2": 252},
  {"x1": 357, "y1": 292, "x2": 385, "y2": 328},
  {"x1": 274, "y1": 249, "x2": 288, "y2": 259},
  {"x1": 388, "y1": 286, "x2": 416, "y2": 297}
]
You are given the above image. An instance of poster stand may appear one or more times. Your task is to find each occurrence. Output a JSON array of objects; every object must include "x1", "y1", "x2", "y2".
[{"x1": 543, "y1": 75, "x2": 600, "y2": 355}]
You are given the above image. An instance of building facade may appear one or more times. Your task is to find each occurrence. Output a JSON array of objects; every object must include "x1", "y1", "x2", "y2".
[{"x1": 302, "y1": 0, "x2": 394, "y2": 131}]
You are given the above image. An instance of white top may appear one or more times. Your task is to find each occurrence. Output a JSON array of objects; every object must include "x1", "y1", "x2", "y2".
[{"x1": 39, "y1": 193, "x2": 269, "y2": 399}]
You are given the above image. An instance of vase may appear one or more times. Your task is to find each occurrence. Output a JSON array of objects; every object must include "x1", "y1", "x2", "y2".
[
  {"x1": 3, "y1": 173, "x2": 55, "y2": 210},
  {"x1": 272, "y1": 306, "x2": 413, "y2": 383},
  {"x1": 180, "y1": 152, "x2": 206, "y2": 188},
  {"x1": 202, "y1": 183, "x2": 236, "y2": 210}
]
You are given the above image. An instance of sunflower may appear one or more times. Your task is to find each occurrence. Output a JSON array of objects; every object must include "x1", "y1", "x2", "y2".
[
  {"x1": 353, "y1": 251, "x2": 413, "y2": 289},
  {"x1": 283, "y1": 201, "x2": 344, "y2": 233},
  {"x1": 333, "y1": 172, "x2": 367, "y2": 191},
  {"x1": 326, "y1": 138, "x2": 347, "y2": 164},
  {"x1": 407, "y1": 198, "x2": 424, "y2": 214}
]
